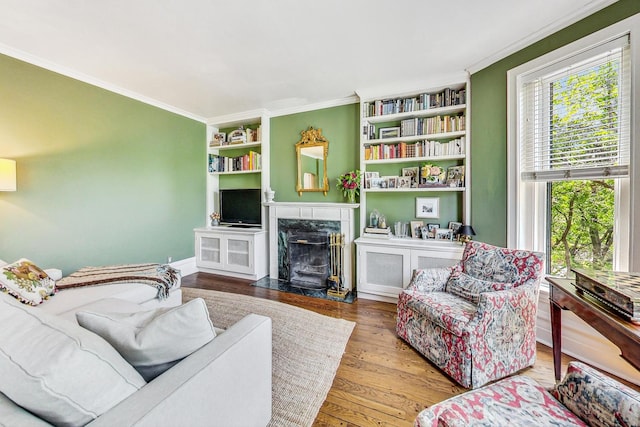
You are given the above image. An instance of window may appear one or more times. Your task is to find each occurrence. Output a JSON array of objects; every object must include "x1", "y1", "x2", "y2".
[{"x1": 508, "y1": 21, "x2": 637, "y2": 277}]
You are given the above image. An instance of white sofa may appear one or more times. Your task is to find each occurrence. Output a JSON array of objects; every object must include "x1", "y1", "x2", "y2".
[{"x1": 0, "y1": 273, "x2": 273, "y2": 427}]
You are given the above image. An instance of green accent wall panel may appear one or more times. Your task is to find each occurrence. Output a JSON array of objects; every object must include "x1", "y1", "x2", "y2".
[
  {"x1": 0, "y1": 54, "x2": 205, "y2": 274},
  {"x1": 470, "y1": 0, "x2": 640, "y2": 246},
  {"x1": 270, "y1": 103, "x2": 360, "y2": 203}
]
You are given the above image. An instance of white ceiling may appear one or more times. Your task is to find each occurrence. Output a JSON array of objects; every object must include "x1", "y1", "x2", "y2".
[{"x1": 0, "y1": 0, "x2": 617, "y2": 122}]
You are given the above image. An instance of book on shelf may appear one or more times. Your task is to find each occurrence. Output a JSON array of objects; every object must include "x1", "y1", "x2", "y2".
[
  {"x1": 364, "y1": 137, "x2": 465, "y2": 161},
  {"x1": 363, "y1": 231, "x2": 391, "y2": 239},
  {"x1": 364, "y1": 227, "x2": 391, "y2": 234},
  {"x1": 208, "y1": 151, "x2": 262, "y2": 173},
  {"x1": 363, "y1": 87, "x2": 466, "y2": 117}
]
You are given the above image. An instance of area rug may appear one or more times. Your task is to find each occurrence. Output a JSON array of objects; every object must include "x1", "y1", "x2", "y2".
[{"x1": 182, "y1": 288, "x2": 356, "y2": 427}]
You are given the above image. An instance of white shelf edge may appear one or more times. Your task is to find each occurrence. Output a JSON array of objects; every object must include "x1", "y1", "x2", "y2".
[
  {"x1": 363, "y1": 130, "x2": 466, "y2": 145},
  {"x1": 363, "y1": 187, "x2": 465, "y2": 193},
  {"x1": 209, "y1": 170, "x2": 261, "y2": 176},
  {"x1": 363, "y1": 104, "x2": 466, "y2": 123},
  {"x1": 364, "y1": 155, "x2": 465, "y2": 165},
  {"x1": 208, "y1": 141, "x2": 262, "y2": 151}
]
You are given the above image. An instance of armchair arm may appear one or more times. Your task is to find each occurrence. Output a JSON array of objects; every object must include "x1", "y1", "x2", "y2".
[
  {"x1": 406, "y1": 266, "x2": 455, "y2": 293},
  {"x1": 466, "y1": 282, "x2": 540, "y2": 386},
  {"x1": 87, "y1": 314, "x2": 272, "y2": 427}
]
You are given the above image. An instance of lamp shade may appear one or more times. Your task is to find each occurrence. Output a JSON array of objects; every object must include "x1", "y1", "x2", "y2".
[
  {"x1": 0, "y1": 159, "x2": 16, "y2": 191},
  {"x1": 459, "y1": 225, "x2": 476, "y2": 236}
]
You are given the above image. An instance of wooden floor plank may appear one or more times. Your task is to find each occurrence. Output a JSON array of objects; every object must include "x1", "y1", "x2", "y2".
[{"x1": 182, "y1": 272, "x2": 636, "y2": 426}]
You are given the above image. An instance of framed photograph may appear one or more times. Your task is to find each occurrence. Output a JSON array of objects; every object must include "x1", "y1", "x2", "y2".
[
  {"x1": 210, "y1": 132, "x2": 226, "y2": 146},
  {"x1": 416, "y1": 197, "x2": 440, "y2": 218},
  {"x1": 369, "y1": 177, "x2": 384, "y2": 189},
  {"x1": 402, "y1": 167, "x2": 419, "y2": 188},
  {"x1": 410, "y1": 220, "x2": 424, "y2": 238},
  {"x1": 448, "y1": 221, "x2": 463, "y2": 237},
  {"x1": 435, "y1": 228, "x2": 454, "y2": 240},
  {"x1": 426, "y1": 223, "x2": 440, "y2": 238},
  {"x1": 383, "y1": 176, "x2": 398, "y2": 189},
  {"x1": 379, "y1": 126, "x2": 401, "y2": 139},
  {"x1": 398, "y1": 176, "x2": 411, "y2": 189},
  {"x1": 446, "y1": 165, "x2": 465, "y2": 187},
  {"x1": 364, "y1": 171, "x2": 379, "y2": 189}
]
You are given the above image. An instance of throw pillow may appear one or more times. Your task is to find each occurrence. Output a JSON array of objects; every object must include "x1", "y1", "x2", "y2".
[
  {"x1": 0, "y1": 292, "x2": 146, "y2": 426},
  {"x1": 446, "y1": 271, "x2": 513, "y2": 304},
  {"x1": 0, "y1": 258, "x2": 55, "y2": 305},
  {"x1": 76, "y1": 297, "x2": 216, "y2": 381}
]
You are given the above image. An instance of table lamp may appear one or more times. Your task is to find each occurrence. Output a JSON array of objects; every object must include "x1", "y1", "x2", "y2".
[{"x1": 458, "y1": 225, "x2": 476, "y2": 243}]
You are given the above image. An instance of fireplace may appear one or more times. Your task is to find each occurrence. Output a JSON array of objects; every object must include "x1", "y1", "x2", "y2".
[
  {"x1": 267, "y1": 202, "x2": 358, "y2": 292},
  {"x1": 287, "y1": 231, "x2": 329, "y2": 289},
  {"x1": 277, "y1": 218, "x2": 340, "y2": 288}
]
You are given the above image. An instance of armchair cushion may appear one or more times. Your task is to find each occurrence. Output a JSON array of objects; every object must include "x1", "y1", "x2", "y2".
[
  {"x1": 407, "y1": 267, "x2": 453, "y2": 293},
  {"x1": 445, "y1": 271, "x2": 513, "y2": 304},
  {"x1": 551, "y1": 361, "x2": 640, "y2": 427},
  {"x1": 402, "y1": 290, "x2": 476, "y2": 337}
]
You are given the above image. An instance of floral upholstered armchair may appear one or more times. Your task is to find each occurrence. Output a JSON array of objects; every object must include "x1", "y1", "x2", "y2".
[{"x1": 396, "y1": 241, "x2": 545, "y2": 389}]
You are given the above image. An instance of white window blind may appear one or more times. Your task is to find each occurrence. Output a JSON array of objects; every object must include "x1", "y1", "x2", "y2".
[{"x1": 519, "y1": 35, "x2": 631, "y2": 182}]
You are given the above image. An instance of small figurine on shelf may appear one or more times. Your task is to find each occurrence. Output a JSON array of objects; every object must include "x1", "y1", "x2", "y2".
[{"x1": 210, "y1": 212, "x2": 220, "y2": 227}]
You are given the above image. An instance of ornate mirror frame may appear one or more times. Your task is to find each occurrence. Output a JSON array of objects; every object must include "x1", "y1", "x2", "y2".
[{"x1": 295, "y1": 127, "x2": 329, "y2": 196}]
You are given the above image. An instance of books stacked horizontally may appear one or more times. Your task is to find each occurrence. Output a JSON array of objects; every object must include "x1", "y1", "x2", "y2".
[{"x1": 363, "y1": 227, "x2": 391, "y2": 239}]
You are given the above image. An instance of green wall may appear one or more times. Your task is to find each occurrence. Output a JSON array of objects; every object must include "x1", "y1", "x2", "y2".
[
  {"x1": 270, "y1": 103, "x2": 360, "y2": 203},
  {"x1": 0, "y1": 54, "x2": 205, "y2": 274},
  {"x1": 470, "y1": 0, "x2": 640, "y2": 245}
]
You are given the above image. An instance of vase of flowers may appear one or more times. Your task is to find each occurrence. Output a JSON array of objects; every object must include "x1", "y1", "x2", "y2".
[
  {"x1": 336, "y1": 170, "x2": 361, "y2": 203},
  {"x1": 210, "y1": 212, "x2": 220, "y2": 227}
]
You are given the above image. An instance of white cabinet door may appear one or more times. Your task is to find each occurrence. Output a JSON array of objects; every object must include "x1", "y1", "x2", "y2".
[
  {"x1": 196, "y1": 234, "x2": 223, "y2": 269},
  {"x1": 411, "y1": 248, "x2": 461, "y2": 270},
  {"x1": 357, "y1": 244, "x2": 411, "y2": 298},
  {"x1": 224, "y1": 235, "x2": 254, "y2": 274}
]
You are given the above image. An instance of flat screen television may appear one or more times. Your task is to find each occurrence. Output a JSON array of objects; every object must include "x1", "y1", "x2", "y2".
[{"x1": 219, "y1": 188, "x2": 262, "y2": 227}]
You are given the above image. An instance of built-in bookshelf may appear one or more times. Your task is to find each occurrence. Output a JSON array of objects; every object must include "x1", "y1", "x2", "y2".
[
  {"x1": 356, "y1": 82, "x2": 470, "y2": 235},
  {"x1": 205, "y1": 109, "x2": 270, "y2": 229}
]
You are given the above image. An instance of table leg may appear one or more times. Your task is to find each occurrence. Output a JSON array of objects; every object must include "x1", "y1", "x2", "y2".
[{"x1": 550, "y1": 299, "x2": 562, "y2": 381}]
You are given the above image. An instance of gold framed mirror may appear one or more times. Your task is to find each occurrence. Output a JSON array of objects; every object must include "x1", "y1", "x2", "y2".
[{"x1": 296, "y1": 127, "x2": 329, "y2": 196}]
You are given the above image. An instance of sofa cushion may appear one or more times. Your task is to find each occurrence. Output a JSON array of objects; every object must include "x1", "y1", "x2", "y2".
[
  {"x1": 415, "y1": 374, "x2": 587, "y2": 427},
  {"x1": 445, "y1": 271, "x2": 513, "y2": 304},
  {"x1": 0, "y1": 292, "x2": 146, "y2": 427},
  {"x1": 0, "y1": 392, "x2": 53, "y2": 427},
  {"x1": 76, "y1": 297, "x2": 216, "y2": 381},
  {"x1": 401, "y1": 289, "x2": 476, "y2": 337},
  {"x1": 0, "y1": 259, "x2": 55, "y2": 305},
  {"x1": 551, "y1": 361, "x2": 640, "y2": 427}
]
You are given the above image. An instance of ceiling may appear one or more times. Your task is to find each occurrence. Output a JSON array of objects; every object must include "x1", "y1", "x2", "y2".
[{"x1": 0, "y1": 0, "x2": 616, "y2": 122}]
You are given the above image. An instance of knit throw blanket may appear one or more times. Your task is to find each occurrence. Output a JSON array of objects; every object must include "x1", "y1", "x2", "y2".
[{"x1": 56, "y1": 263, "x2": 180, "y2": 300}]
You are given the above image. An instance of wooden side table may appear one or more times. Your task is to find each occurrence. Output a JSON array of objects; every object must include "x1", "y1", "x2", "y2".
[{"x1": 547, "y1": 276, "x2": 640, "y2": 381}]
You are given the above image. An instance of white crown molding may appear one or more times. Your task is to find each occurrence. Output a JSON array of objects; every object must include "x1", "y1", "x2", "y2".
[
  {"x1": 269, "y1": 96, "x2": 358, "y2": 118},
  {"x1": 355, "y1": 72, "x2": 470, "y2": 101},
  {"x1": 466, "y1": 0, "x2": 620, "y2": 74},
  {"x1": 206, "y1": 108, "x2": 271, "y2": 127},
  {"x1": 0, "y1": 43, "x2": 207, "y2": 123}
]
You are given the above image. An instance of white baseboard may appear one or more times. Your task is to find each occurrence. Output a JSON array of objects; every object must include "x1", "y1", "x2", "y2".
[
  {"x1": 170, "y1": 257, "x2": 198, "y2": 277},
  {"x1": 537, "y1": 289, "x2": 640, "y2": 385}
]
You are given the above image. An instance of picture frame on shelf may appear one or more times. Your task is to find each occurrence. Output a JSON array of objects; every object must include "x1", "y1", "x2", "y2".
[
  {"x1": 426, "y1": 223, "x2": 441, "y2": 238},
  {"x1": 398, "y1": 176, "x2": 411, "y2": 189},
  {"x1": 383, "y1": 176, "x2": 398, "y2": 189},
  {"x1": 446, "y1": 165, "x2": 465, "y2": 187},
  {"x1": 369, "y1": 177, "x2": 384, "y2": 189},
  {"x1": 364, "y1": 171, "x2": 379, "y2": 189},
  {"x1": 448, "y1": 221, "x2": 463, "y2": 238},
  {"x1": 379, "y1": 127, "x2": 401, "y2": 139},
  {"x1": 416, "y1": 197, "x2": 439, "y2": 218},
  {"x1": 410, "y1": 220, "x2": 424, "y2": 238},
  {"x1": 435, "y1": 228, "x2": 454, "y2": 240},
  {"x1": 402, "y1": 167, "x2": 419, "y2": 188},
  {"x1": 210, "y1": 132, "x2": 226, "y2": 146}
]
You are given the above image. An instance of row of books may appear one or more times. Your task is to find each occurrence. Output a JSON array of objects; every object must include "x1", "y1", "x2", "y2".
[
  {"x1": 364, "y1": 137, "x2": 465, "y2": 161},
  {"x1": 363, "y1": 88, "x2": 466, "y2": 117},
  {"x1": 208, "y1": 151, "x2": 261, "y2": 173},
  {"x1": 363, "y1": 227, "x2": 391, "y2": 239},
  {"x1": 401, "y1": 115, "x2": 465, "y2": 137}
]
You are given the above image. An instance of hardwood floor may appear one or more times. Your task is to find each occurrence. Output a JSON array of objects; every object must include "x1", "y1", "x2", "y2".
[{"x1": 182, "y1": 272, "x2": 609, "y2": 426}]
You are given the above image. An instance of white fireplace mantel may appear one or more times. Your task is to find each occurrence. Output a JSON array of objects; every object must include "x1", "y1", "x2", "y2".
[{"x1": 265, "y1": 202, "x2": 358, "y2": 290}]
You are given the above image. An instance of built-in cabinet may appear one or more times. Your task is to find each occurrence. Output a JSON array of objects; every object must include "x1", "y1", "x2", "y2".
[
  {"x1": 195, "y1": 227, "x2": 267, "y2": 280},
  {"x1": 355, "y1": 237, "x2": 463, "y2": 301}
]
